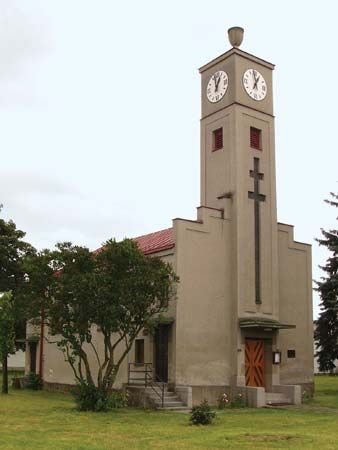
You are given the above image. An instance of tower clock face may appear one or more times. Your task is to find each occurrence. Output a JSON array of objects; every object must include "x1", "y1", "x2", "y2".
[
  {"x1": 243, "y1": 69, "x2": 267, "y2": 101},
  {"x1": 206, "y1": 70, "x2": 228, "y2": 103}
]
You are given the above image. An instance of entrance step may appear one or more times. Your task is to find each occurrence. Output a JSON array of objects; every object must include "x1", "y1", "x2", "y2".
[
  {"x1": 265, "y1": 392, "x2": 291, "y2": 406},
  {"x1": 149, "y1": 395, "x2": 180, "y2": 403},
  {"x1": 145, "y1": 388, "x2": 174, "y2": 394},
  {"x1": 155, "y1": 400, "x2": 184, "y2": 408},
  {"x1": 157, "y1": 406, "x2": 191, "y2": 411},
  {"x1": 144, "y1": 386, "x2": 187, "y2": 410}
]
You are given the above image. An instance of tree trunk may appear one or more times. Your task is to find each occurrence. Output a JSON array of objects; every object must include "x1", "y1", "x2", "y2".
[{"x1": 1, "y1": 353, "x2": 8, "y2": 394}]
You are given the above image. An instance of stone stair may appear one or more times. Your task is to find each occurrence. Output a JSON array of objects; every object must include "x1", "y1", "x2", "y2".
[
  {"x1": 145, "y1": 385, "x2": 190, "y2": 411},
  {"x1": 265, "y1": 392, "x2": 291, "y2": 406}
]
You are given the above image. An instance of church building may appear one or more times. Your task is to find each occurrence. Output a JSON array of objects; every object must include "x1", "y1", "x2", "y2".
[{"x1": 26, "y1": 27, "x2": 314, "y2": 408}]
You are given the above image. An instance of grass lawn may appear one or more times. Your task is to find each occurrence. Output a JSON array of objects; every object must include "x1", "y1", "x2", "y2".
[
  {"x1": 0, "y1": 376, "x2": 338, "y2": 450},
  {"x1": 306, "y1": 375, "x2": 338, "y2": 409}
]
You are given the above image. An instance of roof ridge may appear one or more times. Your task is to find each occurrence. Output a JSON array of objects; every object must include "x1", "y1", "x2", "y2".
[{"x1": 131, "y1": 227, "x2": 173, "y2": 241}]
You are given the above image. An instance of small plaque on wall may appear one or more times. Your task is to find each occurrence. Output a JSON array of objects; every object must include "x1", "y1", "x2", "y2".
[{"x1": 273, "y1": 351, "x2": 281, "y2": 364}]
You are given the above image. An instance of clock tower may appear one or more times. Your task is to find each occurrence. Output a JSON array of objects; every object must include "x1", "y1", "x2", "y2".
[{"x1": 199, "y1": 27, "x2": 278, "y2": 323}]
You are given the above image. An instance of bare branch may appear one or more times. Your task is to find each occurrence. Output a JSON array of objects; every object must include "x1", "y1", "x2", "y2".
[{"x1": 64, "y1": 344, "x2": 81, "y2": 382}]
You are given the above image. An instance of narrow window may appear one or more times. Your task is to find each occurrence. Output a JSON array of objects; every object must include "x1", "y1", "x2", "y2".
[
  {"x1": 287, "y1": 349, "x2": 296, "y2": 359},
  {"x1": 213, "y1": 128, "x2": 223, "y2": 151},
  {"x1": 250, "y1": 127, "x2": 261, "y2": 150},
  {"x1": 135, "y1": 339, "x2": 144, "y2": 364}
]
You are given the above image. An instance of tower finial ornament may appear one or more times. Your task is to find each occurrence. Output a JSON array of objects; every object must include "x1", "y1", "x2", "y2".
[{"x1": 228, "y1": 26, "x2": 244, "y2": 48}]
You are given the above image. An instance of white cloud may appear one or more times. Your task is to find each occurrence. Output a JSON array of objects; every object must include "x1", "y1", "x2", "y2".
[
  {"x1": 0, "y1": 1, "x2": 50, "y2": 80},
  {"x1": 0, "y1": 1, "x2": 51, "y2": 108}
]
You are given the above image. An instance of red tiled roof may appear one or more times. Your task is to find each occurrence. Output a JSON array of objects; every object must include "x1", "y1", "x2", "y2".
[
  {"x1": 133, "y1": 228, "x2": 174, "y2": 255},
  {"x1": 93, "y1": 227, "x2": 174, "y2": 256}
]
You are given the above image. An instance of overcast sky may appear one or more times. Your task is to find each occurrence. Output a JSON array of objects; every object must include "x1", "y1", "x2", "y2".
[{"x1": 1, "y1": 0, "x2": 337, "y2": 318}]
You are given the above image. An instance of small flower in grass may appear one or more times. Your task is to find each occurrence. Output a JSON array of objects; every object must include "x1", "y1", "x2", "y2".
[
  {"x1": 218, "y1": 393, "x2": 230, "y2": 409},
  {"x1": 222, "y1": 393, "x2": 229, "y2": 403}
]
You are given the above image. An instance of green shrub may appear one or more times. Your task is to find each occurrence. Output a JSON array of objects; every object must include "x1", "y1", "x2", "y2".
[
  {"x1": 231, "y1": 392, "x2": 246, "y2": 408},
  {"x1": 302, "y1": 389, "x2": 311, "y2": 403},
  {"x1": 72, "y1": 381, "x2": 128, "y2": 412},
  {"x1": 107, "y1": 390, "x2": 129, "y2": 409},
  {"x1": 26, "y1": 372, "x2": 42, "y2": 390},
  {"x1": 73, "y1": 381, "x2": 106, "y2": 411},
  {"x1": 190, "y1": 400, "x2": 216, "y2": 425}
]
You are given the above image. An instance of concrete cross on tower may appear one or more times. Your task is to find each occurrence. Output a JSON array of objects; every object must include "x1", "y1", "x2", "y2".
[{"x1": 248, "y1": 157, "x2": 266, "y2": 304}]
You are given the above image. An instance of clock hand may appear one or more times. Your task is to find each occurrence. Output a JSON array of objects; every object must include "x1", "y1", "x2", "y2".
[
  {"x1": 213, "y1": 75, "x2": 218, "y2": 91},
  {"x1": 252, "y1": 70, "x2": 261, "y2": 90},
  {"x1": 213, "y1": 75, "x2": 221, "y2": 92},
  {"x1": 253, "y1": 75, "x2": 260, "y2": 90},
  {"x1": 252, "y1": 70, "x2": 257, "y2": 87},
  {"x1": 252, "y1": 69, "x2": 256, "y2": 82}
]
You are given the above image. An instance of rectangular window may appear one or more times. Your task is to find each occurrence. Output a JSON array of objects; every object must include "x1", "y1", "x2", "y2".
[
  {"x1": 135, "y1": 339, "x2": 144, "y2": 364},
  {"x1": 213, "y1": 128, "x2": 223, "y2": 151},
  {"x1": 287, "y1": 349, "x2": 296, "y2": 359},
  {"x1": 250, "y1": 127, "x2": 261, "y2": 150}
]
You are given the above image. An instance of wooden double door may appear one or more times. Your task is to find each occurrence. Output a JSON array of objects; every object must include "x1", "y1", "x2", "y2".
[{"x1": 245, "y1": 339, "x2": 265, "y2": 387}]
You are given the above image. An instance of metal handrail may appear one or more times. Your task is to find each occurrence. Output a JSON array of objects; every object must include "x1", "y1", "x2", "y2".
[
  {"x1": 145, "y1": 371, "x2": 165, "y2": 408},
  {"x1": 127, "y1": 362, "x2": 165, "y2": 408},
  {"x1": 128, "y1": 362, "x2": 152, "y2": 384}
]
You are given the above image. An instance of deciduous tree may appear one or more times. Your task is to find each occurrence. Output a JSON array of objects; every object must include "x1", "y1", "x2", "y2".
[
  {"x1": 0, "y1": 207, "x2": 33, "y2": 393},
  {"x1": 25, "y1": 238, "x2": 178, "y2": 408},
  {"x1": 0, "y1": 292, "x2": 15, "y2": 394}
]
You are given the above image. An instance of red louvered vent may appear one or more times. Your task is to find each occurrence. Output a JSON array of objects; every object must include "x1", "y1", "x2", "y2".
[
  {"x1": 250, "y1": 127, "x2": 261, "y2": 150},
  {"x1": 213, "y1": 128, "x2": 223, "y2": 151}
]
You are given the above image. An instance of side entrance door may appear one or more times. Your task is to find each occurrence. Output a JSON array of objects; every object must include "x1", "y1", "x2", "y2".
[
  {"x1": 245, "y1": 339, "x2": 265, "y2": 387},
  {"x1": 154, "y1": 324, "x2": 170, "y2": 382},
  {"x1": 29, "y1": 341, "x2": 38, "y2": 374}
]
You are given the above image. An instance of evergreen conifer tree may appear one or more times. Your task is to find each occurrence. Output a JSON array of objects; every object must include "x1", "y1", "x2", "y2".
[{"x1": 315, "y1": 192, "x2": 338, "y2": 372}]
